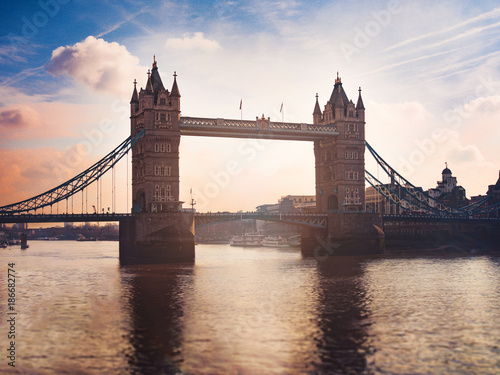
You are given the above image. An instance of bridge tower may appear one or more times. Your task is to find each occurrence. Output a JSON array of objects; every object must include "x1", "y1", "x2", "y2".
[
  {"x1": 302, "y1": 74, "x2": 384, "y2": 255},
  {"x1": 313, "y1": 73, "x2": 366, "y2": 214},
  {"x1": 130, "y1": 57, "x2": 181, "y2": 213},
  {"x1": 120, "y1": 58, "x2": 194, "y2": 264}
]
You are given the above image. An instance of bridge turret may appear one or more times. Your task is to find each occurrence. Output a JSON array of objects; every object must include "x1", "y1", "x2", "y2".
[
  {"x1": 356, "y1": 87, "x2": 365, "y2": 122},
  {"x1": 130, "y1": 79, "x2": 139, "y2": 115},
  {"x1": 313, "y1": 93, "x2": 322, "y2": 124},
  {"x1": 170, "y1": 71, "x2": 181, "y2": 116}
]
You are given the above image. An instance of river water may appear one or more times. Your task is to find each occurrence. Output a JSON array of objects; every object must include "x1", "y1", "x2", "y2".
[{"x1": 1, "y1": 241, "x2": 499, "y2": 374}]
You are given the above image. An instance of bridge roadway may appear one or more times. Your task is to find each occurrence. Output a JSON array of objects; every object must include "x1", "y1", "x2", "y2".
[
  {"x1": 0, "y1": 213, "x2": 134, "y2": 224},
  {"x1": 179, "y1": 117, "x2": 339, "y2": 141},
  {"x1": 382, "y1": 214, "x2": 500, "y2": 223},
  {"x1": 0, "y1": 212, "x2": 497, "y2": 226},
  {"x1": 194, "y1": 212, "x2": 328, "y2": 228},
  {"x1": 0, "y1": 212, "x2": 329, "y2": 228}
]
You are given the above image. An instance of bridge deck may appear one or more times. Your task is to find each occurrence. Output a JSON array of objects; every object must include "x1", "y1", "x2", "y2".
[
  {"x1": 194, "y1": 212, "x2": 328, "y2": 228},
  {"x1": 1, "y1": 212, "x2": 497, "y2": 226},
  {"x1": 0, "y1": 213, "x2": 133, "y2": 224},
  {"x1": 179, "y1": 117, "x2": 338, "y2": 141}
]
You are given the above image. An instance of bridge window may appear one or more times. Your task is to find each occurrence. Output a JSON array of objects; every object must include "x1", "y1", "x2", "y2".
[
  {"x1": 345, "y1": 151, "x2": 359, "y2": 159},
  {"x1": 154, "y1": 166, "x2": 172, "y2": 176},
  {"x1": 346, "y1": 124, "x2": 358, "y2": 132},
  {"x1": 327, "y1": 195, "x2": 339, "y2": 211},
  {"x1": 345, "y1": 171, "x2": 359, "y2": 180}
]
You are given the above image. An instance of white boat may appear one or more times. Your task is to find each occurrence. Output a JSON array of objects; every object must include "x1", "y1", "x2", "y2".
[
  {"x1": 230, "y1": 234, "x2": 265, "y2": 246},
  {"x1": 262, "y1": 236, "x2": 289, "y2": 248},
  {"x1": 287, "y1": 235, "x2": 301, "y2": 247}
]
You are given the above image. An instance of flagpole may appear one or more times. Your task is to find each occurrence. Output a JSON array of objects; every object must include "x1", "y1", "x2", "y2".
[{"x1": 240, "y1": 99, "x2": 242, "y2": 120}]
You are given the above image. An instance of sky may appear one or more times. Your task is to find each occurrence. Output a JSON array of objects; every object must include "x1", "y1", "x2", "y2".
[{"x1": 1, "y1": 0, "x2": 500, "y2": 213}]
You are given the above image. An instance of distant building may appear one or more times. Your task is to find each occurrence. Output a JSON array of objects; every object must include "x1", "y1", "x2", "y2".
[
  {"x1": 486, "y1": 171, "x2": 500, "y2": 201},
  {"x1": 471, "y1": 170, "x2": 500, "y2": 218},
  {"x1": 365, "y1": 186, "x2": 384, "y2": 213},
  {"x1": 279, "y1": 195, "x2": 316, "y2": 211},
  {"x1": 436, "y1": 164, "x2": 456, "y2": 193},
  {"x1": 428, "y1": 164, "x2": 468, "y2": 209}
]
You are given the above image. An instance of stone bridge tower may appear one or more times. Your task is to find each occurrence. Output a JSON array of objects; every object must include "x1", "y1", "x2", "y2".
[
  {"x1": 120, "y1": 58, "x2": 194, "y2": 265},
  {"x1": 130, "y1": 57, "x2": 181, "y2": 213},
  {"x1": 301, "y1": 74, "x2": 383, "y2": 256},
  {"x1": 313, "y1": 74, "x2": 366, "y2": 213}
]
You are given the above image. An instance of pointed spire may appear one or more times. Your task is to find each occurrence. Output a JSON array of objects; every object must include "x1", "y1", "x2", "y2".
[
  {"x1": 130, "y1": 79, "x2": 139, "y2": 103},
  {"x1": 335, "y1": 71, "x2": 341, "y2": 85},
  {"x1": 171, "y1": 71, "x2": 180, "y2": 97},
  {"x1": 153, "y1": 54, "x2": 157, "y2": 69},
  {"x1": 313, "y1": 93, "x2": 322, "y2": 115},
  {"x1": 356, "y1": 86, "x2": 365, "y2": 110}
]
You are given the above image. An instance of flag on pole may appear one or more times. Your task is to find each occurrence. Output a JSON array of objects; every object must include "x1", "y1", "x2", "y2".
[
  {"x1": 280, "y1": 102, "x2": 283, "y2": 112},
  {"x1": 239, "y1": 99, "x2": 242, "y2": 110}
]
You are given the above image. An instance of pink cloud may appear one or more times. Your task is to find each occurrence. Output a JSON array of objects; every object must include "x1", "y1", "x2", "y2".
[{"x1": 46, "y1": 36, "x2": 147, "y2": 100}]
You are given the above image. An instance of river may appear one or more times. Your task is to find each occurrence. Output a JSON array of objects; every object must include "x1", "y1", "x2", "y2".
[{"x1": 1, "y1": 241, "x2": 499, "y2": 374}]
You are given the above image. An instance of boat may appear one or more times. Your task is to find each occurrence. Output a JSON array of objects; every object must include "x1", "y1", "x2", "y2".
[
  {"x1": 76, "y1": 234, "x2": 97, "y2": 241},
  {"x1": 287, "y1": 235, "x2": 301, "y2": 247},
  {"x1": 262, "y1": 236, "x2": 290, "y2": 248},
  {"x1": 229, "y1": 234, "x2": 265, "y2": 247}
]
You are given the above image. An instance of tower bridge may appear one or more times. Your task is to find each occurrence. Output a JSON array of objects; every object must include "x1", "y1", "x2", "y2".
[{"x1": 1, "y1": 58, "x2": 499, "y2": 262}]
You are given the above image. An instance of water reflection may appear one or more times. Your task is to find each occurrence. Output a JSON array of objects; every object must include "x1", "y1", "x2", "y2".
[
  {"x1": 119, "y1": 248, "x2": 376, "y2": 373},
  {"x1": 313, "y1": 256, "x2": 373, "y2": 374},
  {"x1": 120, "y1": 264, "x2": 194, "y2": 374},
  {"x1": 179, "y1": 246, "x2": 322, "y2": 373}
]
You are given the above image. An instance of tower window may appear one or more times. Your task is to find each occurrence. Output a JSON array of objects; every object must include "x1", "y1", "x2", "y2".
[
  {"x1": 345, "y1": 171, "x2": 359, "y2": 180},
  {"x1": 160, "y1": 98, "x2": 166, "y2": 105},
  {"x1": 160, "y1": 113, "x2": 166, "y2": 121}
]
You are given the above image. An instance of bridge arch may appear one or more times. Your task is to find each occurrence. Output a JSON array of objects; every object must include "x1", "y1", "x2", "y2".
[
  {"x1": 134, "y1": 190, "x2": 146, "y2": 213},
  {"x1": 327, "y1": 194, "x2": 339, "y2": 213}
]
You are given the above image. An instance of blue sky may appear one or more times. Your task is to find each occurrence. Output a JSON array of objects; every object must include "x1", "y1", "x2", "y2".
[{"x1": 1, "y1": 0, "x2": 500, "y2": 212}]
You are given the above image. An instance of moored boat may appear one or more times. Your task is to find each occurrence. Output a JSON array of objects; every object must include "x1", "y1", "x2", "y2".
[
  {"x1": 262, "y1": 236, "x2": 289, "y2": 248},
  {"x1": 230, "y1": 234, "x2": 265, "y2": 247}
]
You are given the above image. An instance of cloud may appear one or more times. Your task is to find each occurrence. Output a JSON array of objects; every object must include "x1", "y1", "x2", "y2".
[
  {"x1": 0, "y1": 105, "x2": 42, "y2": 131},
  {"x1": 165, "y1": 32, "x2": 221, "y2": 52},
  {"x1": 0, "y1": 147, "x2": 81, "y2": 206},
  {"x1": 449, "y1": 144, "x2": 485, "y2": 163},
  {"x1": 45, "y1": 36, "x2": 147, "y2": 99}
]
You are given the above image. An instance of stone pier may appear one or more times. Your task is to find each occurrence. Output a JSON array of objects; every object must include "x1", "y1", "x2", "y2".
[
  {"x1": 119, "y1": 212, "x2": 195, "y2": 265},
  {"x1": 301, "y1": 213, "x2": 385, "y2": 257}
]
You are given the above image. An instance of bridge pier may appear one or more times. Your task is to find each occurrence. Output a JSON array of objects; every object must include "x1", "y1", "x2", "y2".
[
  {"x1": 119, "y1": 212, "x2": 195, "y2": 265},
  {"x1": 301, "y1": 213, "x2": 385, "y2": 258}
]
